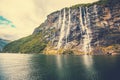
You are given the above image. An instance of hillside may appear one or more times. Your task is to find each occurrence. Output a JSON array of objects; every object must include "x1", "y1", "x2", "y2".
[
  {"x1": 3, "y1": 33, "x2": 47, "y2": 53},
  {"x1": 3, "y1": 0, "x2": 120, "y2": 54},
  {"x1": 0, "y1": 38, "x2": 10, "y2": 52}
]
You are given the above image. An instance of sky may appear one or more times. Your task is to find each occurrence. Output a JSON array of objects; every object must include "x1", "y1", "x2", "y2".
[{"x1": 0, "y1": 0, "x2": 98, "y2": 41}]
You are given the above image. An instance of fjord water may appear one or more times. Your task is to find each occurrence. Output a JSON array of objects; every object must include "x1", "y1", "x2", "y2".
[{"x1": 0, "y1": 54, "x2": 120, "y2": 80}]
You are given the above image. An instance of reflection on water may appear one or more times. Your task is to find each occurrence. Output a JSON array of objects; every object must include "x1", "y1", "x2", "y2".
[
  {"x1": 83, "y1": 55, "x2": 93, "y2": 68},
  {"x1": 0, "y1": 54, "x2": 120, "y2": 80},
  {"x1": 56, "y1": 55, "x2": 62, "y2": 69},
  {"x1": 82, "y1": 55, "x2": 99, "y2": 80}
]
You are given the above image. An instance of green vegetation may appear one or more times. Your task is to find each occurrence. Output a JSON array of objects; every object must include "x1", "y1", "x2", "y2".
[
  {"x1": 3, "y1": 32, "x2": 47, "y2": 53},
  {"x1": 0, "y1": 39, "x2": 10, "y2": 52},
  {"x1": 70, "y1": 0, "x2": 108, "y2": 9},
  {"x1": 101, "y1": 44, "x2": 120, "y2": 54},
  {"x1": 62, "y1": 50, "x2": 74, "y2": 55},
  {"x1": 48, "y1": 0, "x2": 108, "y2": 16}
]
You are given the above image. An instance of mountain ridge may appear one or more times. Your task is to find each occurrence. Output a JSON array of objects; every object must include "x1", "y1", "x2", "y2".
[
  {"x1": 3, "y1": 0, "x2": 120, "y2": 55},
  {"x1": 0, "y1": 38, "x2": 10, "y2": 52}
]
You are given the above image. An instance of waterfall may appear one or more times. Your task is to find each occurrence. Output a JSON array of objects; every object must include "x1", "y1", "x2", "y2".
[
  {"x1": 57, "y1": 9, "x2": 66, "y2": 49},
  {"x1": 85, "y1": 7, "x2": 92, "y2": 53},
  {"x1": 66, "y1": 8, "x2": 71, "y2": 43},
  {"x1": 79, "y1": 7, "x2": 85, "y2": 34},
  {"x1": 57, "y1": 7, "x2": 92, "y2": 52},
  {"x1": 79, "y1": 7, "x2": 92, "y2": 54},
  {"x1": 58, "y1": 11, "x2": 62, "y2": 29},
  {"x1": 94, "y1": 5, "x2": 98, "y2": 17}
]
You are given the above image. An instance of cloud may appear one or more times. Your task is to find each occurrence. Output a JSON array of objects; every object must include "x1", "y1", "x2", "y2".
[
  {"x1": 0, "y1": 16, "x2": 16, "y2": 28},
  {"x1": 0, "y1": 0, "x2": 40, "y2": 40},
  {"x1": 0, "y1": 0, "x2": 98, "y2": 40}
]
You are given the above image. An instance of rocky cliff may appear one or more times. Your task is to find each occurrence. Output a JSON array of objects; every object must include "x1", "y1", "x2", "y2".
[{"x1": 3, "y1": 0, "x2": 120, "y2": 54}]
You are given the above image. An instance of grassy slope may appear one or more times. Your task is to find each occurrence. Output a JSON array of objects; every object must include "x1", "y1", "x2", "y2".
[
  {"x1": 0, "y1": 39, "x2": 10, "y2": 52},
  {"x1": 3, "y1": 33, "x2": 47, "y2": 53}
]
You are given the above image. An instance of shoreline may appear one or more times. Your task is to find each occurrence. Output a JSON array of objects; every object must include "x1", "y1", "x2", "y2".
[{"x1": 0, "y1": 52, "x2": 119, "y2": 56}]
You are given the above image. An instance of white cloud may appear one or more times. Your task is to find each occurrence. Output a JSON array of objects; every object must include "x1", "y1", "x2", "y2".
[{"x1": 0, "y1": 0, "x2": 98, "y2": 40}]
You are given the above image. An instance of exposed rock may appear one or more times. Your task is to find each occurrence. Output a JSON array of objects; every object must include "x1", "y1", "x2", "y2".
[
  {"x1": 3, "y1": 0, "x2": 120, "y2": 55},
  {"x1": 33, "y1": 0, "x2": 120, "y2": 54}
]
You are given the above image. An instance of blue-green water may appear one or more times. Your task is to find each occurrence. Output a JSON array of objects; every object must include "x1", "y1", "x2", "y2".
[{"x1": 0, "y1": 54, "x2": 120, "y2": 80}]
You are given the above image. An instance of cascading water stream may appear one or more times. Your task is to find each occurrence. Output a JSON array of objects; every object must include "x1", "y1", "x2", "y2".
[
  {"x1": 57, "y1": 9, "x2": 66, "y2": 49},
  {"x1": 85, "y1": 7, "x2": 92, "y2": 53},
  {"x1": 94, "y1": 5, "x2": 98, "y2": 17},
  {"x1": 57, "y1": 7, "x2": 92, "y2": 53},
  {"x1": 79, "y1": 7, "x2": 85, "y2": 34},
  {"x1": 66, "y1": 8, "x2": 71, "y2": 43},
  {"x1": 58, "y1": 11, "x2": 62, "y2": 29},
  {"x1": 79, "y1": 7, "x2": 92, "y2": 54}
]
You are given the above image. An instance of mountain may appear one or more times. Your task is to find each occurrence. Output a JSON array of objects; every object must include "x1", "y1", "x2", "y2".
[
  {"x1": 3, "y1": 0, "x2": 120, "y2": 55},
  {"x1": 0, "y1": 38, "x2": 10, "y2": 52}
]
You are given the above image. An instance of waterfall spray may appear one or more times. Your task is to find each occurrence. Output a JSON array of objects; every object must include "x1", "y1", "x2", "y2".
[{"x1": 57, "y1": 9, "x2": 66, "y2": 49}]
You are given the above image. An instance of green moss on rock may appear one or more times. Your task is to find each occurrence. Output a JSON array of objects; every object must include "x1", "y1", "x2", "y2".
[{"x1": 70, "y1": 0, "x2": 108, "y2": 9}]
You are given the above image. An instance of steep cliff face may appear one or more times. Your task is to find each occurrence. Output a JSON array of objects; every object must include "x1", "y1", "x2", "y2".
[
  {"x1": 32, "y1": 0, "x2": 120, "y2": 54},
  {"x1": 0, "y1": 38, "x2": 9, "y2": 52},
  {"x1": 3, "y1": 0, "x2": 120, "y2": 54}
]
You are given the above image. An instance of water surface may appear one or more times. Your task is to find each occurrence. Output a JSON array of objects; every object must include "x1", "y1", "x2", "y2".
[{"x1": 0, "y1": 54, "x2": 120, "y2": 80}]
